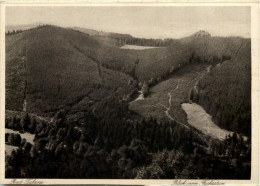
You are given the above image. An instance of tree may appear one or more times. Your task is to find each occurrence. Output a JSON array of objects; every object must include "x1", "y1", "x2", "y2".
[
  {"x1": 30, "y1": 145, "x2": 37, "y2": 158},
  {"x1": 8, "y1": 133, "x2": 21, "y2": 146},
  {"x1": 136, "y1": 163, "x2": 165, "y2": 179},
  {"x1": 24, "y1": 142, "x2": 32, "y2": 152},
  {"x1": 14, "y1": 134, "x2": 22, "y2": 146},
  {"x1": 11, "y1": 116, "x2": 20, "y2": 130},
  {"x1": 56, "y1": 128, "x2": 66, "y2": 142},
  {"x1": 5, "y1": 166, "x2": 16, "y2": 178},
  {"x1": 141, "y1": 82, "x2": 149, "y2": 97},
  {"x1": 8, "y1": 133, "x2": 14, "y2": 145},
  {"x1": 21, "y1": 138, "x2": 27, "y2": 147},
  {"x1": 5, "y1": 118, "x2": 9, "y2": 128},
  {"x1": 94, "y1": 134, "x2": 104, "y2": 148},
  {"x1": 29, "y1": 118, "x2": 37, "y2": 134},
  {"x1": 22, "y1": 113, "x2": 30, "y2": 132},
  {"x1": 5, "y1": 133, "x2": 10, "y2": 142},
  {"x1": 64, "y1": 127, "x2": 74, "y2": 147}
]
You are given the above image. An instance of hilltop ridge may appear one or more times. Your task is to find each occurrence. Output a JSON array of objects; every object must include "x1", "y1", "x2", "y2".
[{"x1": 192, "y1": 30, "x2": 211, "y2": 37}]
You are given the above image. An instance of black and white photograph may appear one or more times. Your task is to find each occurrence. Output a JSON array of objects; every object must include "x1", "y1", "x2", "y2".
[{"x1": 0, "y1": 2, "x2": 259, "y2": 185}]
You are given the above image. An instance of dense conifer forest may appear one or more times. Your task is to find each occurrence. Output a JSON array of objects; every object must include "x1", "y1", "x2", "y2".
[{"x1": 5, "y1": 107, "x2": 251, "y2": 178}]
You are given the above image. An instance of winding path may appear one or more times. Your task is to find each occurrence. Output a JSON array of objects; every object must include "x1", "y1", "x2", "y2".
[
  {"x1": 159, "y1": 81, "x2": 179, "y2": 121},
  {"x1": 165, "y1": 80, "x2": 179, "y2": 121},
  {"x1": 159, "y1": 80, "x2": 189, "y2": 129}
]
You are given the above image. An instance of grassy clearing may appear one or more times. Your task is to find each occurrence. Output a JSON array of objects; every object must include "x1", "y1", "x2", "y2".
[
  {"x1": 5, "y1": 128, "x2": 35, "y2": 156},
  {"x1": 129, "y1": 63, "x2": 208, "y2": 123},
  {"x1": 5, "y1": 128, "x2": 35, "y2": 144},
  {"x1": 5, "y1": 145, "x2": 18, "y2": 156},
  {"x1": 181, "y1": 103, "x2": 233, "y2": 140}
]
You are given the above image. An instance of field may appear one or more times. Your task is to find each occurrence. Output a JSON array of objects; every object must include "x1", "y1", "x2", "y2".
[
  {"x1": 5, "y1": 128, "x2": 35, "y2": 156},
  {"x1": 5, "y1": 128, "x2": 35, "y2": 144},
  {"x1": 181, "y1": 103, "x2": 233, "y2": 140},
  {"x1": 5, "y1": 145, "x2": 18, "y2": 156}
]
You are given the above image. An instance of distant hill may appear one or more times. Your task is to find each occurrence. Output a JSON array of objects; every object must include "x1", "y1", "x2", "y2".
[
  {"x1": 71, "y1": 27, "x2": 134, "y2": 47},
  {"x1": 71, "y1": 27, "x2": 133, "y2": 38},
  {"x1": 135, "y1": 34, "x2": 249, "y2": 82},
  {"x1": 6, "y1": 23, "x2": 43, "y2": 32}
]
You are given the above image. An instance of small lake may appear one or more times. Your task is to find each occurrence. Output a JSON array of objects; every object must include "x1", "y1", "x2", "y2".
[
  {"x1": 181, "y1": 103, "x2": 233, "y2": 140},
  {"x1": 120, "y1": 44, "x2": 161, "y2": 50}
]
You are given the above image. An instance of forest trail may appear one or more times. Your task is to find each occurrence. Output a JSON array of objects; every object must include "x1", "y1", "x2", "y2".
[
  {"x1": 164, "y1": 80, "x2": 179, "y2": 121},
  {"x1": 189, "y1": 65, "x2": 211, "y2": 103},
  {"x1": 159, "y1": 80, "x2": 189, "y2": 129},
  {"x1": 163, "y1": 91, "x2": 175, "y2": 121},
  {"x1": 159, "y1": 81, "x2": 179, "y2": 121},
  {"x1": 30, "y1": 113, "x2": 51, "y2": 123}
]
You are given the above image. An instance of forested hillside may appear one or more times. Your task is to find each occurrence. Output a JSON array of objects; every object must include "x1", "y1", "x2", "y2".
[
  {"x1": 191, "y1": 39, "x2": 251, "y2": 135},
  {"x1": 6, "y1": 26, "x2": 137, "y2": 117},
  {"x1": 5, "y1": 25, "x2": 251, "y2": 179}
]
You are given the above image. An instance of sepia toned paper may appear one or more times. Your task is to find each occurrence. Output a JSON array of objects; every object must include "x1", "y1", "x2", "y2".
[{"x1": 0, "y1": 1, "x2": 259, "y2": 185}]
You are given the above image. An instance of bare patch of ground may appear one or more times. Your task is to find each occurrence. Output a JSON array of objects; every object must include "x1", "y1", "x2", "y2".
[
  {"x1": 129, "y1": 63, "x2": 208, "y2": 123},
  {"x1": 5, "y1": 128, "x2": 35, "y2": 156},
  {"x1": 181, "y1": 103, "x2": 233, "y2": 140},
  {"x1": 5, "y1": 145, "x2": 18, "y2": 156},
  {"x1": 5, "y1": 128, "x2": 35, "y2": 144}
]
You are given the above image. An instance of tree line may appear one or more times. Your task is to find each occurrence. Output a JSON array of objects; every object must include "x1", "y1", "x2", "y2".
[
  {"x1": 5, "y1": 113, "x2": 37, "y2": 134},
  {"x1": 6, "y1": 24, "x2": 53, "y2": 36},
  {"x1": 108, "y1": 34, "x2": 179, "y2": 47}
]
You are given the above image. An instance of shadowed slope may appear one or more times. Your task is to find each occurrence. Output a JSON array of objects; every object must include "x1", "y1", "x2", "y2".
[{"x1": 6, "y1": 26, "x2": 136, "y2": 116}]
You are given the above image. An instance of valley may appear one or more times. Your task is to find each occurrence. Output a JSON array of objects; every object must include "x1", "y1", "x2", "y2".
[
  {"x1": 5, "y1": 25, "x2": 251, "y2": 179},
  {"x1": 129, "y1": 62, "x2": 234, "y2": 140},
  {"x1": 129, "y1": 63, "x2": 208, "y2": 125}
]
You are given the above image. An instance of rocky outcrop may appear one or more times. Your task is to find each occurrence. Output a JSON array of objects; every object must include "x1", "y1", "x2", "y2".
[{"x1": 192, "y1": 30, "x2": 211, "y2": 37}]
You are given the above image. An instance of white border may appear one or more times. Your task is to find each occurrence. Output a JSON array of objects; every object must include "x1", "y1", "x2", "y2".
[{"x1": 0, "y1": 2, "x2": 259, "y2": 185}]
